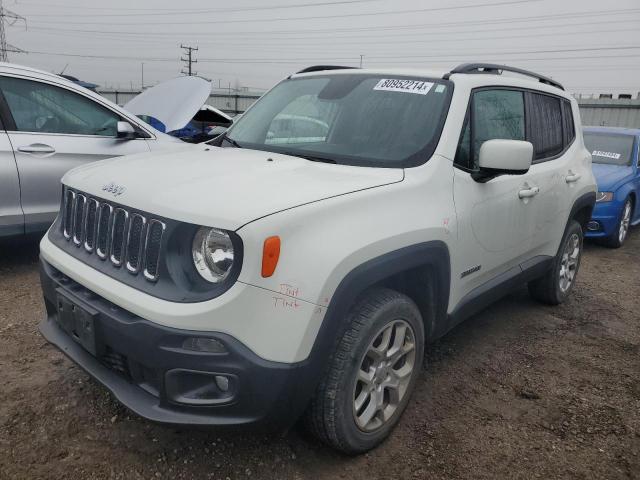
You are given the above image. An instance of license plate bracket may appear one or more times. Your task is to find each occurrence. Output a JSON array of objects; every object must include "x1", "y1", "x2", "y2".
[{"x1": 56, "y1": 289, "x2": 100, "y2": 357}]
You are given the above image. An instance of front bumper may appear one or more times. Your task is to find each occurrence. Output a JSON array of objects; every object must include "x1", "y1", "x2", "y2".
[
  {"x1": 39, "y1": 259, "x2": 311, "y2": 428},
  {"x1": 585, "y1": 201, "x2": 620, "y2": 238}
]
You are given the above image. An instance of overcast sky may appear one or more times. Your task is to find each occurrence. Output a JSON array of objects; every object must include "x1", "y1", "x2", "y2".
[{"x1": 4, "y1": 0, "x2": 639, "y2": 95}]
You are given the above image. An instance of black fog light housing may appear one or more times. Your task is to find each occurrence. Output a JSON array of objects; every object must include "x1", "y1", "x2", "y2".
[
  {"x1": 587, "y1": 221, "x2": 600, "y2": 231},
  {"x1": 182, "y1": 337, "x2": 227, "y2": 353},
  {"x1": 165, "y1": 369, "x2": 236, "y2": 406}
]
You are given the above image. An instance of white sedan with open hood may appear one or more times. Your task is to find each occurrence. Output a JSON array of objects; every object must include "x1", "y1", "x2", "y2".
[{"x1": 0, "y1": 63, "x2": 212, "y2": 239}]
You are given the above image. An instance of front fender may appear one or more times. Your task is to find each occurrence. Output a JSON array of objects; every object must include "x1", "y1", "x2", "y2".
[
  {"x1": 235, "y1": 155, "x2": 456, "y2": 361},
  {"x1": 271, "y1": 241, "x2": 451, "y2": 426},
  {"x1": 612, "y1": 180, "x2": 637, "y2": 204}
]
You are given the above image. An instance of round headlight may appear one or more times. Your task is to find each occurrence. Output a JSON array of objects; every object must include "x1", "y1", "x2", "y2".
[{"x1": 192, "y1": 227, "x2": 235, "y2": 283}]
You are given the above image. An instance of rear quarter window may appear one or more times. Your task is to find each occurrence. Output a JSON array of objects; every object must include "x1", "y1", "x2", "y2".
[{"x1": 562, "y1": 99, "x2": 576, "y2": 147}]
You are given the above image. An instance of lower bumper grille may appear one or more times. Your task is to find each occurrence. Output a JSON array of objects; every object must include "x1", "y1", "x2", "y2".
[{"x1": 101, "y1": 348, "x2": 131, "y2": 379}]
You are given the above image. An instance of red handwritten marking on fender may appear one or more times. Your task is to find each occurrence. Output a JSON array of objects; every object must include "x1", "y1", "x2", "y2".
[
  {"x1": 273, "y1": 297, "x2": 301, "y2": 309},
  {"x1": 279, "y1": 283, "x2": 300, "y2": 297},
  {"x1": 273, "y1": 284, "x2": 302, "y2": 309}
]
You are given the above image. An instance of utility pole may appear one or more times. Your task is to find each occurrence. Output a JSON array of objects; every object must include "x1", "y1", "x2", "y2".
[
  {"x1": 180, "y1": 44, "x2": 198, "y2": 76},
  {"x1": 359, "y1": 54, "x2": 364, "y2": 68},
  {"x1": 141, "y1": 62, "x2": 144, "y2": 89},
  {"x1": 0, "y1": 0, "x2": 26, "y2": 62}
]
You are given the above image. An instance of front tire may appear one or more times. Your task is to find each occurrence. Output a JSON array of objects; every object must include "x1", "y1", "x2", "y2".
[
  {"x1": 605, "y1": 197, "x2": 633, "y2": 248},
  {"x1": 304, "y1": 288, "x2": 424, "y2": 454},
  {"x1": 528, "y1": 220, "x2": 583, "y2": 305}
]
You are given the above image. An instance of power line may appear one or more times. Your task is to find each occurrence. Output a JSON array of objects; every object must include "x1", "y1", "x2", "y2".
[
  {"x1": 24, "y1": 0, "x2": 542, "y2": 26},
  {"x1": 18, "y1": 0, "x2": 386, "y2": 17},
  {"x1": 180, "y1": 44, "x2": 198, "y2": 76},
  {"x1": 544, "y1": 65, "x2": 640, "y2": 71},
  {"x1": 343, "y1": 45, "x2": 640, "y2": 60},
  {"x1": 20, "y1": 8, "x2": 640, "y2": 37},
  {"x1": 363, "y1": 53, "x2": 640, "y2": 64},
  {"x1": 20, "y1": 46, "x2": 640, "y2": 63},
  {"x1": 46, "y1": 26, "x2": 637, "y2": 50},
  {"x1": 19, "y1": 18, "x2": 639, "y2": 49}
]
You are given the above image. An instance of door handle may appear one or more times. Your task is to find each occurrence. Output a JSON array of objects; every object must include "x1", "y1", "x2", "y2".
[
  {"x1": 565, "y1": 171, "x2": 581, "y2": 183},
  {"x1": 17, "y1": 143, "x2": 56, "y2": 154},
  {"x1": 518, "y1": 186, "x2": 540, "y2": 199}
]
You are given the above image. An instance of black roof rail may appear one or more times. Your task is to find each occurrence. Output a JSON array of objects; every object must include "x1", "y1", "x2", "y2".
[
  {"x1": 444, "y1": 63, "x2": 564, "y2": 91},
  {"x1": 295, "y1": 65, "x2": 359, "y2": 74}
]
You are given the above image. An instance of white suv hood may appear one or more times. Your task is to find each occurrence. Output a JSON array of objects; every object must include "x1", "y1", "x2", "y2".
[{"x1": 63, "y1": 146, "x2": 404, "y2": 230}]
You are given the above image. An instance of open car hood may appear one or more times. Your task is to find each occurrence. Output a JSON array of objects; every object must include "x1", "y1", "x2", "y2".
[{"x1": 124, "y1": 76, "x2": 212, "y2": 133}]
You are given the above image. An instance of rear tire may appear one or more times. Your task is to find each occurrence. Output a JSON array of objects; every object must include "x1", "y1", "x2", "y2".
[
  {"x1": 528, "y1": 220, "x2": 583, "y2": 305},
  {"x1": 304, "y1": 287, "x2": 424, "y2": 454},
  {"x1": 604, "y1": 197, "x2": 633, "y2": 249}
]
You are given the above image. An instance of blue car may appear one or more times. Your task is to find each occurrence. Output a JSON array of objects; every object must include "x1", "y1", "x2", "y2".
[{"x1": 583, "y1": 127, "x2": 640, "y2": 247}]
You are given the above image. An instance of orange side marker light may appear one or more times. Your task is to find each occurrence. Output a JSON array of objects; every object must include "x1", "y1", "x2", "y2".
[{"x1": 261, "y1": 236, "x2": 281, "y2": 278}]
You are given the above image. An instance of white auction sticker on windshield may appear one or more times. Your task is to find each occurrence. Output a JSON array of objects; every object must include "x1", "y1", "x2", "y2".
[
  {"x1": 592, "y1": 150, "x2": 621, "y2": 160},
  {"x1": 374, "y1": 79, "x2": 434, "y2": 95}
]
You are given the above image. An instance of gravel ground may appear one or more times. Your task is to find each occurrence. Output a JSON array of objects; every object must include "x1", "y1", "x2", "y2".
[{"x1": 0, "y1": 230, "x2": 639, "y2": 480}]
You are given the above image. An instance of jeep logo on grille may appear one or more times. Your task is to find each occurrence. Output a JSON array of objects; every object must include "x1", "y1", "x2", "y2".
[{"x1": 102, "y1": 182, "x2": 126, "y2": 197}]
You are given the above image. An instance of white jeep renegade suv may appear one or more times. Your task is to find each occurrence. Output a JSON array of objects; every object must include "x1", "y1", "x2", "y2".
[{"x1": 39, "y1": 64, "x2": 596, "y2": 454}]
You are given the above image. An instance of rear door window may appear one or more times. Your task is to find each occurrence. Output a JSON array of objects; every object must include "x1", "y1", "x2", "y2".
[{"x1": 526, "y1": 92, "x2": 563, "y2": 161}]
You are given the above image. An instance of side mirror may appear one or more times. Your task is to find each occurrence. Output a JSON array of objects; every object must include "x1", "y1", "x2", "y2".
[
  {"x1": 474, "y1": 139, "x2": 533, "y2": 182},
  {"x1": 116, "y1": 121, "x2": 137, "y2": 140}
]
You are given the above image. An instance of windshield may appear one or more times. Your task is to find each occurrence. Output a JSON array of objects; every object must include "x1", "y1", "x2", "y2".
[
  {"x1": 225, "y1": 74, "x2": 452, "y2": 167},
  {"x1": 584, "y1": 132, "x2": 636, "y2": 166}
]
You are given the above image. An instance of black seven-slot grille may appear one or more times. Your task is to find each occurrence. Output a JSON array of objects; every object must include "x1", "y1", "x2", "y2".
[{"x1": 61, "y1": 188, "x2": 165, "y2": 281}]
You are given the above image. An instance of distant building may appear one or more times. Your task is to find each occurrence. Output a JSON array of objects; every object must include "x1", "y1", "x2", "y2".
[{"x1": 575, "y1": 93, "x2": 640, "y2": 128}]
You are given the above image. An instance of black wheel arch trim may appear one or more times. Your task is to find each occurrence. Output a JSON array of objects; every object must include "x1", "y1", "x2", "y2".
[
  {"x1": 568, "y1": 191, "x2": 596, "y2": 230},
  {"x1": 286, "y1": 241, "x2": 451, "y2": 422}
]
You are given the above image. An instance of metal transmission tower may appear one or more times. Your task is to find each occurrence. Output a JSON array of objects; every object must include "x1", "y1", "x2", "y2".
[
  {"x1": 180, "y1": 44, "x2": 198, "y2": 76},
  {"x1": 0, "y1": 0, "x2": 26, "y2": 62}
]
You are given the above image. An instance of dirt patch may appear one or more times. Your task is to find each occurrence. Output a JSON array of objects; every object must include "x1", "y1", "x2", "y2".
[{"x1": 1, "y1": 231, "x2": 639, "y2": 480}]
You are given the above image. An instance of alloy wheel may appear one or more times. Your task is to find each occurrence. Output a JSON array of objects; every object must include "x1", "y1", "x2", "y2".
[
  {"x1": 619, "y1": 201, "x2": 632, "y2": 244},
  {"x1": 352, "y1": 319, "x2": 417, "y2": 432},
  {"x1": 559, "y1": 233, "x2": 580, "y2": 293}
]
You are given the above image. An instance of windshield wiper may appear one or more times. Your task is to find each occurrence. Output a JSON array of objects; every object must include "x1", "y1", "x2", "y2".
[
  {"x1": 222, "y1": 135, "x2": 243, "y2": 148},
  {"x1": 284, "y1": 152, "x2": 337, "y2": 164}
]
